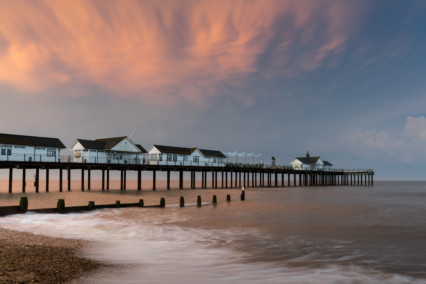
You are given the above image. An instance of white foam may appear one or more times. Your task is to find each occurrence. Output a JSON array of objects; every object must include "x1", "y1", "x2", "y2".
[{"x1": 0, "y1": 210, "x2": 424, "y2": 284}]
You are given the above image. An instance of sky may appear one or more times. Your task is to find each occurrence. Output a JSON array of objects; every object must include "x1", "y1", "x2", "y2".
[{"x1": 1, "y1": 0, "x2": 426, "y2": 180}]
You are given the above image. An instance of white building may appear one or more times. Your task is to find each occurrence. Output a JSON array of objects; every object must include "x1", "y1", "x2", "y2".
[
  {"x1": 147, "y1": 145, "x2": 226, "y2": 166},
  {"x1": 290, "y1": 151, "x2": 333, "y2": 170},
  {"x1": 0, "y1": 133, "x2": 66, "y2": 162},
  {"x1": 70, "y1": 136, "x2": 146, "y2": 164}
]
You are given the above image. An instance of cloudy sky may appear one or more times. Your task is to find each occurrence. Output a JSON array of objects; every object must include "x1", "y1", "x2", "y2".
[{"x1": 1, "y1": 0, "x2": 426, "y2": 179}]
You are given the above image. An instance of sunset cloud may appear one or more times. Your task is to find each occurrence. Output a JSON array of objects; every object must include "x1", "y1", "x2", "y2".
[{"x1": 0, "y1": 0, "x2": 361, "y2": 103}]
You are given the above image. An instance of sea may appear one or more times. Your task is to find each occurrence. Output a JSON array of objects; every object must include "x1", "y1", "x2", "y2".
[{"x1": 0, "y1": 180, "x2": 425, "y2": 283}]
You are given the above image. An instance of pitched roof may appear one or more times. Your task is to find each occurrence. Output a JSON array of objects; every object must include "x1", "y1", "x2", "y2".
[
  {"x1": 323, "y1": 161, "x2": 333, "y2": 166},
  {"x1": 152, "y1": 145, "x2": 195, "y2": 155},
  {"x1": 136, "y1": 144, "x2": 147, "y2": 153},
  {"x1": 76, "y1": 139, "x2": 105, "y2": 150},
  {"x1": 0, "y1": 133, "x2": 66, "y2": 148},
  {"x1": 295, "y1": 156, "x2": 321, "y2": 165},
  {"x1": 199, "y1": 149, "x2": 227, "y2": 158},
  {"x1": 95, "y1": 136, "x2": 127, "y2": 149}
]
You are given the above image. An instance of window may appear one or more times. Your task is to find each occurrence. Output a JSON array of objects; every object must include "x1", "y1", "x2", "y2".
[
  {"x1": 35, "y1": 147, "x2": 46, "y2": 150},
  {"x1": 150, "y1": 154, "x2": 157, "y2": 161},
  {"x1": 7, "y1": 149, "x2": 11, "y2": 155},
  {"x1": 173, "y1": 154, "x2": 177, "y2": 162},
  {"x1": 14, "y1": 145, "x2": 25, "y2": 149},
  {"x1": 193, "y1": 156, "x2": 199, "y2": 163},
  {"x1": 47, "y1": 148, "x2": 56, "y2": 157},
  {"x1": 167, "y1": 154, "x2": 172, "y2": 162},
  {"x1": 159, "y1": 154, "x2": 163, "y2": 161},
  {"x1": 1, "y1": 149, "x2": 5, "y2": 155},
  {"x1": 184, "y1": 156, "x2": 188, "y2": 161}
]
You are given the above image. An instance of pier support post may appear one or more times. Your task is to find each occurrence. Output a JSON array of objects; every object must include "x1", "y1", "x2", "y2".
[
  {"x1": 167, "y1": 170, "x2": 171, "y2": 190},
  {"x1": 153, "y1": 170, "x2": 156, "y2": 191},
  {"x1": 67, "y1": 168, "x2": 71, "y2": 192},
  {"x1": 238, "y1": 172, "x2": 241, "y2": 188},
  {"x1": 225, "y1": 171, "x2": 228, "y2": 188},
  {"x1": 222, "y1": 171, "x2": 224, "y2": 188},
  {"x1": 107, "y1": 169, "x2": 110, "y2": 190},
  {"x1": 123, "y1": 170, "x2": 126, "y2": 190},
  {"x1": 88, "y1": 169, "x2": 91, "y2": 191},
  {"x1": 138, "y1": 170, "x2": 142, "y2": 191},
  {"x1": 230, "y1": 171, "x2": 233, "y2": 188},
  {"x1": 59, "y1": 169, "x2": 63, "y2": 192},
  {"x1": 252, "y1": 172, "x2": 255, "y2": 187},
  {"x1": 81, "y1": 169, "x2": 84, "y2": 191},
  {"x1": 8, "y1": 168, "x2": 13, "y2": 194},
  {"x1": 102, "y1": 169, "x2": 105, "y2": 191},
  {"x1": 35, "y1": 168, "x2": 39, "y2": 193},
  {"x1": 211, "y1": 171, "x2": 214, "y2": 188},
  {"x1": 179, "y1": 170, "x2": 183, "y2": 189},
  {"x1": 46, "y1": 168, "x2": 49, "y2": 192},
  {"x1": 22, "y1": 168, "x2": 26, "y2": 193},
  {"x1": 215, "y1": 171, "x2": 218, "y2": 189}
]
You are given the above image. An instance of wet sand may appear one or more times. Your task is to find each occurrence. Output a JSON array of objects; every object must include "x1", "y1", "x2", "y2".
[{"x1": 0, "y1": 228, "x2": 107, "y2": 283}]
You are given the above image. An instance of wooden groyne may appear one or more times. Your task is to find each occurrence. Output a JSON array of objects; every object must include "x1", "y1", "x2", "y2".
[
  {"x1": 0, "y1": 194, "x2": 240, "y2": 217},
  {"x1": 0, "y1": 161, "x2": 374, "y2": 193}
]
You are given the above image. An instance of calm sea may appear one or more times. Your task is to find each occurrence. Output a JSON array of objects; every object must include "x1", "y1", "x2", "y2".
[{"x1": 0, "y1": 181, "x2": 425, "y2": 283}]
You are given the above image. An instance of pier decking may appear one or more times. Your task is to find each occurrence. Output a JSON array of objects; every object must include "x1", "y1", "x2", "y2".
[{"x1": 0, "y1": 160, "x2": 374, "y2": 193}]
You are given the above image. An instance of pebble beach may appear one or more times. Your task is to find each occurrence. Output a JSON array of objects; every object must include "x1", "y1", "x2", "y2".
[{"x1": 0, "y1": 228, "x2": 107, "y2": 283}]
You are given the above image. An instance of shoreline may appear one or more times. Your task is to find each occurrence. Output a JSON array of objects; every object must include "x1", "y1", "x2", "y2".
[{"x1": 0, "y1": 227, "x2": 108, "y2": 283}]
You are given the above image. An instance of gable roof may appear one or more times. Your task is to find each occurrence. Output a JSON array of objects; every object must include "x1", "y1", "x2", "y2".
[
  {"x1": 199, "y1": 149, "x2": 227, "y2": 158},
  {"x1": 75, "y1": 136, "x2": 144, "y2": 152},
  {"x1": 323, "y1": 161, "x2": 333, "y2": 166},
  {"x1": 151, "y1": 145, "x2": 196, "y2": 155},
  {"x1": 95, "y1": 136, "x2": 127, "y2": 149},
  {"x1": 136, "y1": 144, "x2": 147, "y2": 153},
  {"x1": 295, "y1": 156, "x2": 321, "y2": 165},
  {"x1": 76, "y1": 139, "x2": 105, "y2": 150},
  {"x1": 0, "y1": 133, "x2": 66, "y2": 148}
]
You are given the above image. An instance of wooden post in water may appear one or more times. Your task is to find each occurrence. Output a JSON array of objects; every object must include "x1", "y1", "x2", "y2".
[
  {"x1": 167, "y1": 170, "x2": 170, "y2": 190},
  {"x1": 227, "y1": 194, "x2": 231, "y2": 202},
  {"x1": 160, "y1": 197, "x2": 165, "y2": 208},
  {"x1": 197, "y1": 196, "x2": 202, "y2": 207},
  {"x1": 212, "y1": 195, "x2": 217, "y2": 205},
  {"x1": 225, "y1": 171, "x2": 228, "y2": 188},
  {"x1": 120, "y1": 170, "x2": 123, "y2": 191},
  {"x1": 179, "y1": 170, "x2": 183, "y2": 189},
  {"x1": 230, "y1": 171, "x2": 233, "y2": 188},
  {"x1": 19, "y1": 197, "x2": 28, "y2": 213},
  {"x1": 46, "y1": 168, "x2": 49, "y2": 192},
  {"x1": 8, "y1": 168, "x2": 13, "y2": 194},
  {"x1": 153, "y1": 170, "x2": 156, "y2": 191},
  {"x1": 57, "y1": 199, "x2": 65, "y2": 213},
  {"x1": 238, "y1": 171, "x2": 241, "y2": 188},
  {"x1": 180, "y1": 196, "x2": 185, "y2": 207},
  {"x1": 22, "y1": 168, "x2": 26, "y2": 193},
  {"x1": 123, "y1": 170, "x2": 126, "y2": 190},
  {"x1": 139, "y1": 199, "x2": 144, "y2": 207},
  {"x1": 35, "y1": 168, "x2": 39, "y2": 193},
  {"x1": 241, "y1": 187, "x2": 245, "y2": 201}
]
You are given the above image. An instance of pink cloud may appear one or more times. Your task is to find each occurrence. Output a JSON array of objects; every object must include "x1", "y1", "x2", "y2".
[{"x1": 0, "y1": 0, "x2": 363, "y2": 103}]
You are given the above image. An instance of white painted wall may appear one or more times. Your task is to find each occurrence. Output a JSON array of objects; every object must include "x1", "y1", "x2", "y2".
[
  {"x1": 0, "y1": 144, "x2": 60, "y2": 162},
  {"x1": 147, "y1": 147, "x2": 226, "y2": 167}
]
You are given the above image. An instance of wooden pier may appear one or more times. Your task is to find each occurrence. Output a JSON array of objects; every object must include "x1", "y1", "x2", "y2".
[{"x1": 0, "y1": 161, "x2": 374, "y2": 193}]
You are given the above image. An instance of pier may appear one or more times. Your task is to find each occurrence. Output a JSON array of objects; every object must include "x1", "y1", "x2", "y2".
[{"x1": 0, "y1": 161, "x2": 374, "y2": 193}]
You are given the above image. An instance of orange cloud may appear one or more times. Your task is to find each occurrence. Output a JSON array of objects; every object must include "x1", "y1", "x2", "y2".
[{"x1": 0, "y1": 0, "x2": 362, "y2": 103}]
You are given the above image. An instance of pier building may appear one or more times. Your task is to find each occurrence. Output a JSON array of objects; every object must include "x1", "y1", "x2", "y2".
[
  {"x1": 70, "y1": 136, "x2": 146, "y2": 164},
  {"x1": 0, "y1": 133, "x2": 65, "y2": 162},
  {"x1": 290, "y1": 151, "x2": 333, "y2": 170}
]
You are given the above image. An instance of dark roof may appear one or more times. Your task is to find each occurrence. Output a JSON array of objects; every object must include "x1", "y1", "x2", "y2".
[
  {"x1": 295, "y1": 156, "x2": 321, "y2": 165},
  {"x1": 323, "y1": 161, "x2": 333, "y2": 166},
  {"x1": 152, "y1": 145, "x2": 194, "y2": 155},
  {"x1": 95, "y1": 136, "x2": 127, "y2": 149},
  {"x1": 136, "y1": 144, "x2": 147, "y2": 153},
  {"x1": 0, "y1": 133, "x2": 66, "y2": 148},
  {"x1": 76, "y1": 139, "x2": 105, "y2": 150},
  {"x1": 199, "y1": 149, "x2": 227, "y2": 158}
]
